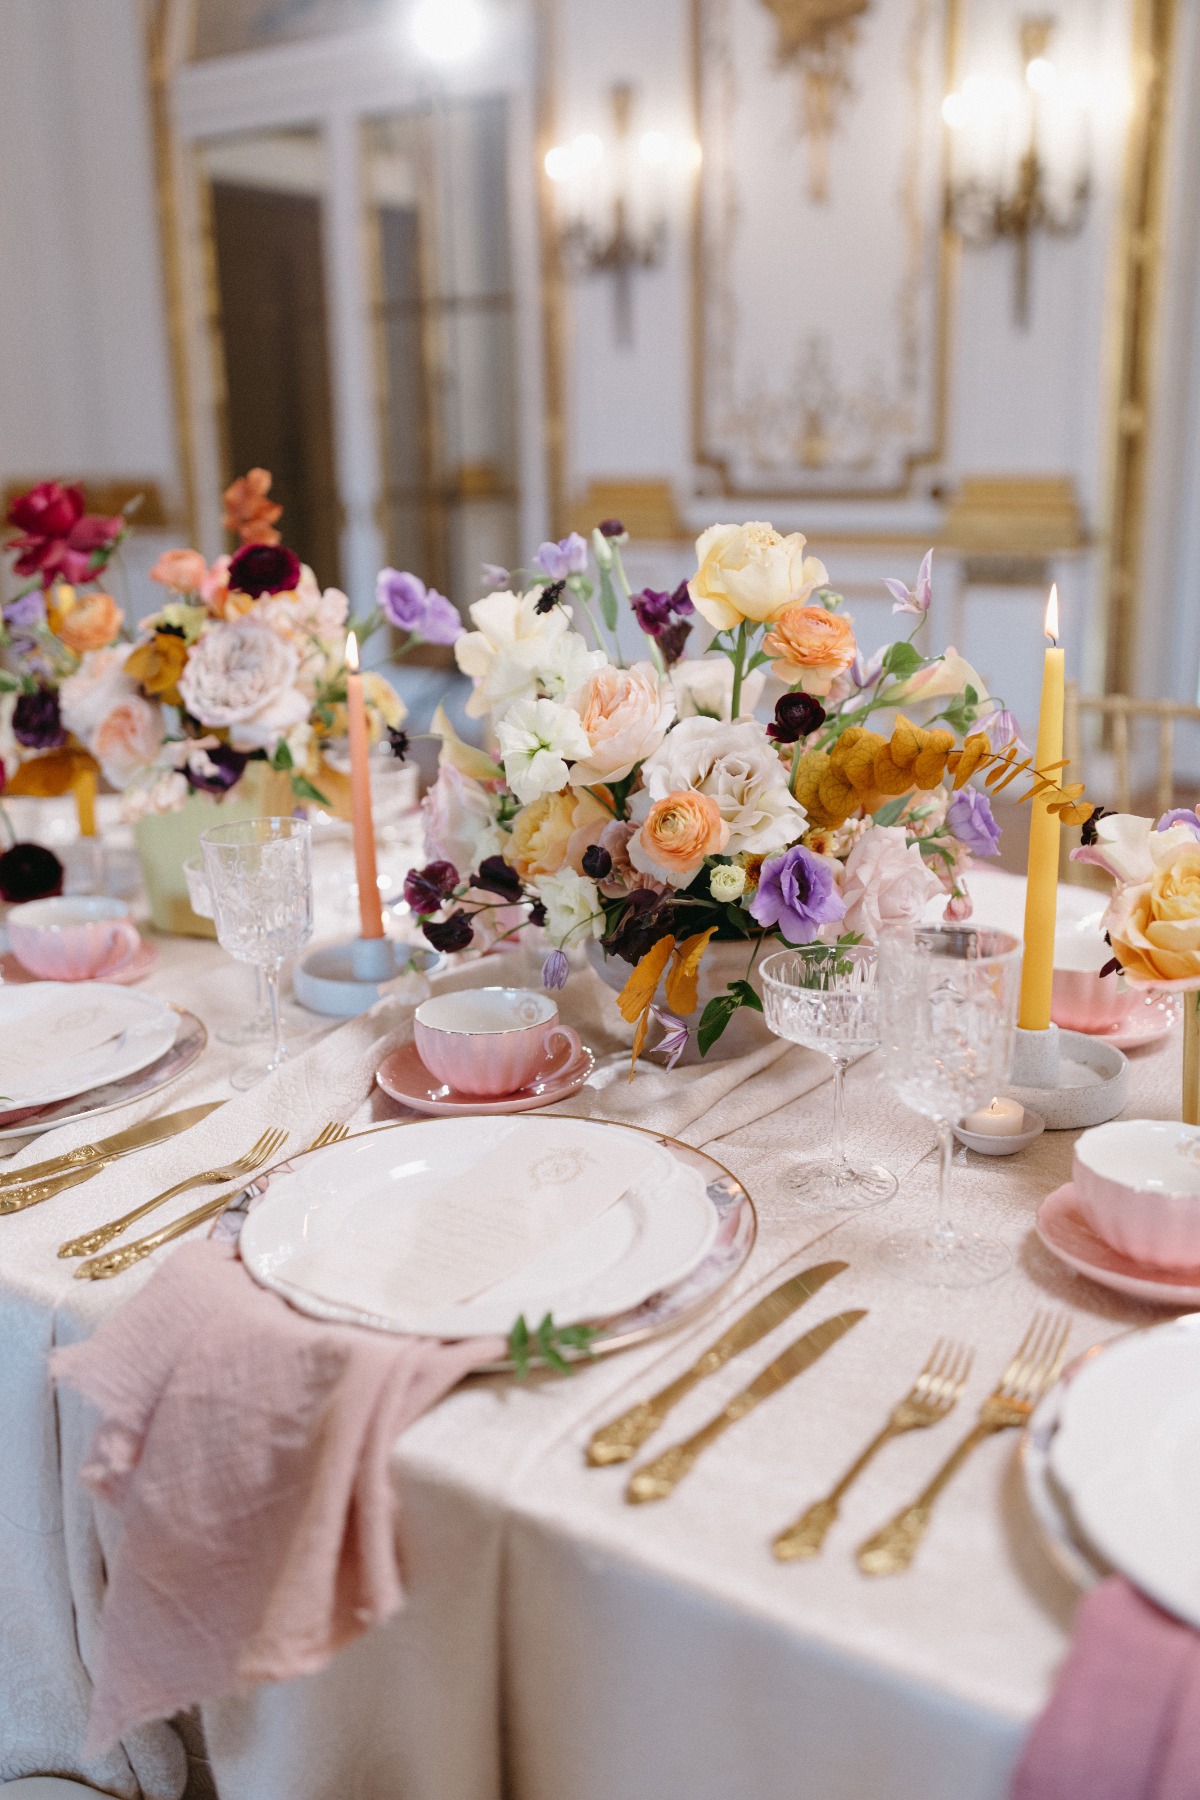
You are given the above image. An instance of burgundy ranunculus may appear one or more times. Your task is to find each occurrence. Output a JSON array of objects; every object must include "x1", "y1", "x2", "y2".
[
  {"x1": 12, "y1": 686, "x2": 67, "y2": 750},
  {"x1": 6, "y1": 478, "x2": 124, "y2": 587},
  {"x1": 766, "y1": 692, "x2": 826, "y2": 744},
  {"x1": 228, "y1": 542, "x2": 301, "y2": 598},
  {"x1": 0, "y1": 842, "x2": 64, "y2": 903},
  {"x1": 403, "y1": 860, "x2": 459, "y2": 914},
  {"x1": 581, "y1": 844, "x2": 613, "y2": 880},
  {"x1": 7, "y1": 480, "x2": 84, "y2": 540},
  {"x1": 185, "y1": 743, "x2": 250, "y2": 795},
  {"x1": 421, "y1": 910, "x2": 474, "y2": 953}
]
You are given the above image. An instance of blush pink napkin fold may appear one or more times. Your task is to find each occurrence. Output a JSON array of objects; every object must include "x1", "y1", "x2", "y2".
[
  {"x1": 52, "y1": 1239, "x2": 503, "y2": 1755},
  {"x1": 1013, "y1": 1577, "x2": 1200, "y2": 1800}
]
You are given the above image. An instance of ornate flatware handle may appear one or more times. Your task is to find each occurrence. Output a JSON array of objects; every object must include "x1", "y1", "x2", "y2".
[
  {"x1": 0, "y1": 1141, "x2": 101, "y2": 1192},
  {"x1": 773, "y1": 1496, "x2": 840, "y2": 1562},
  {"x1": 60, "y1": 1216, "x2": 140, "y2": 1259},
  {"x1": 624, "y1": 1439, "x2": 703, "y2": 1503},
  {"x1": 0, "y1": 1164, "x2": 100, "y2": 1215},
  {"x1": 588, "y1": 1394, "x2": 681, "y2": 1466},
  {"x1": 75, "y1": 1190, "x2": 234, "y2": 1280},
  {"x1": 855, "y1": 1503, "x2": 933, "y2": 1576}
]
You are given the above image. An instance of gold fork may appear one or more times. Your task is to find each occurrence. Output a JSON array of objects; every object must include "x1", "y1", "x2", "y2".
[
  {"x1": 58, "y1": 1127, "x2": 289, "y2": 1259},
  {"x1": 74, "y1": 1121, "x2": 349, "y2": 1281},
  {"x1": 856, "y1": 1310, "x2": 1071, "y2": 1576},
  {"x1": 772, "y1": 1338, "x2": 973, "y2": 1561}
]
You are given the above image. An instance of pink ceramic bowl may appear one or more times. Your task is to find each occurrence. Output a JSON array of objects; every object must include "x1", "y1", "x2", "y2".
[
  {"x1": 413, "y1": 987, "x2": 582, "y2": 1098},
  {"x1": 9, "y1": 895, "x2": 141, "y2": 982},
  {"x1": 1074, "y1": 1120, "x2": 1200, "y2": 1270}
]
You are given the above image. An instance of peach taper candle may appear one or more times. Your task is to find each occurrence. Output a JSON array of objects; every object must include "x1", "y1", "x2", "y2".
[
  {"x1": 1018, "y1": 585, "x2": 1065, "y2": 1030},
  {"x1": 344, "y1": 630, "x2": 384, "y2": 940}
]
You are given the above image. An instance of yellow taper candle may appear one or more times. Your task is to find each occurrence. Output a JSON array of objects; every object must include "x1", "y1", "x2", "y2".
[
  {"x1": 1018, "y1": 584, "x2": 1065, "y2": 1030},
  {"x1": 344, "y1": 630, "x2": 385, "y2": 941}
]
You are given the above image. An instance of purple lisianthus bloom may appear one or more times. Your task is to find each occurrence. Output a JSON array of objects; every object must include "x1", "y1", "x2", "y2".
[
  {"x1": 481, "y1": 562, "x2": 510, "y2": 591},
  {"x1": 883, "y1": 548, "x2": 934, "y2": 617},
  {"x1": 534, "y1": 533, "x2": 588, "y2": 580},
  {"x1": 1157, "y1": 808, "x2": 1200, "y2": 838},
  {"x1": 947, "y1": 787, "x2": 1002, "y2": 858},
  {"x1": 404, "y1": 860, "x2": 460, "y2": 914},
  {"x1": 4, "y1": 592, "x2": 46, "y2": 636},
  {"x1": 376, "y1": 568, "x2": 462, "y2": 643},
  {"x1": 750, "y1": 845, "x2": 846, "y2": 942},
  {"x1": 12, "y1": 686, "x2": 66, "y2": 750},
  {"x1": 185, "y1": 743, "x2": 249, "y2": 795},
  {"x1": 541, "y1": 948, "x2": 569, "y2": 990}
]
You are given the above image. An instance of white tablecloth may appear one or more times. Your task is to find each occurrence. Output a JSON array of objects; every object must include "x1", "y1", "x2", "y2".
[{"x1": 0, "y1": 865, "x2": 1176, "y2": 1800}]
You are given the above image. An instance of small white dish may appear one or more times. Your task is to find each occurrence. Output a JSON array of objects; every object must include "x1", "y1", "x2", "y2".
[
  {"x1": 1036, "y1": 1181, "x2": 1200, "y2": 1306},
  {"x1": 954, "y1": 1106, "x2": 1045, "y2": 1156},
  {"x1": 0, "y1": 983, "x2": 177, "y2": 1107},
  {"x1": 376, "y1": 1039, "x2": 595, "y2": 1116}
]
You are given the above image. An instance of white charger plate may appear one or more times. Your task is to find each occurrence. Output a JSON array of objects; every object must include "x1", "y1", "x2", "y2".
[
  {"x1": 1049, "y1": 1313, "x2": 1200, "y2": 1628},
  {"x1": 241, "y1": 1115, "x2": 721, "y2": 1339},
  {"x1": 0, "y1": 983, "x2": 179, "y2": 1107}
]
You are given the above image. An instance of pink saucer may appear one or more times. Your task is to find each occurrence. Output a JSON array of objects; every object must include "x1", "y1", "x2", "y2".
[
  {"x1": 376, "y1": 1039, "x2": 596, "y2": 1116},
  {"x1": 1076, "y1": 993, "x2": 1179, "y2": 1052},
  {"x1": 1036, "y1": 1181, "x2": 1200, "y2": 1307},
  {"x1": 1, "y1": 937, "x2": 159, "y2": 986}
]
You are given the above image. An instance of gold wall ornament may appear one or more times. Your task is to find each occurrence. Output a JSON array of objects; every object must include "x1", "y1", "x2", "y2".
[{"x1": 758, "y1": 0, "x2": 872, "y2": 202}]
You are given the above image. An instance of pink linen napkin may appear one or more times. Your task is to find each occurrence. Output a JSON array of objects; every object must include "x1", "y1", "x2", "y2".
[
  {"x1": 1013, "y1": 1576, "x2": 1200, "y2": 1800},
  {"x1": 52, "y1": 1239, "x2": 503, "y2": 1754}
]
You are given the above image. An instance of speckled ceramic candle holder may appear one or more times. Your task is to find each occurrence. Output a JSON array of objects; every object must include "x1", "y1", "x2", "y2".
[{"x1": 1003, "y1": 1022, "x2": 1129, "y2": 1129}]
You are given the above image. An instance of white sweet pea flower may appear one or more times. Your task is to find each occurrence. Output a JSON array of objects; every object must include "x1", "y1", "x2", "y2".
[
  {"x1": 454, "y1": 588, "x2": 597, "y2": 719},
  {"x1": 496, "y1": 697, "x2": 591, "y2": 804},
  {"x1": 535, "y1": 629, "x2": 607, "y2": 704},
  {"x1": 537, "y1": 867, "x2": 604, "y2": 947}
]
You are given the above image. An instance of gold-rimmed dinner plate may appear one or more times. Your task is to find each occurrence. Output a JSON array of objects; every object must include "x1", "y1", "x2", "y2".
[{"x1": 0, "y1": 1007, "x2": 207, "y2": 1145}]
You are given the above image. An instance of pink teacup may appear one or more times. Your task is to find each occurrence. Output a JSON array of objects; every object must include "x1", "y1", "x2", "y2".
[
  {"x1": 413, "y1": 987, "x2": 582, "y2": 1098},
  {"x1": 9, "y1": 895, "x2": 141, "y2": 982},
  {"x1": 1051, "y1": 920, "x2": 1135, "y2": 1034}
]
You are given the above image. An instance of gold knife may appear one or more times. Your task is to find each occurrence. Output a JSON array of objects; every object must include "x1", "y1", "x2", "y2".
[
  {"x1": 0, "y1": 1102, "x2": 224, "y2": 1214},
  {"x1": 587, "y1": 1261, "x2": 848, "y2": 1466},
  {"x1": 625, "y1": 1308, "x2": 867, "y2": 1504}
]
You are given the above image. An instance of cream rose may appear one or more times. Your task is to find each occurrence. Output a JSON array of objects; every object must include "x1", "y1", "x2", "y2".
[
  {"x1": 669, "y1": 656, "x2": 766, "y2": 722},
  {"x1": 688, "y1": 522, "x2": 829, "y2": 631},
  {"x1": 567, "y1": 661, "x2": 674, "y2": 785},
  {"x1": 629, "y1": 791, "x2": 729, "y2": 887},
  {"x1": 178, "y1": 617, "x2": 308, "y2": 751},
  {"x1": 762, "y1": 605, "x2": 857, "y2": 696},
  {"x1": 839, "y1": 825, "x2": 942, "y2": 939},
  {"x1": 638, "y1": 716, "x2": 807, "y2": 855},
  {"x1": 91, "y1": 695, "x2": 165, "y2": 790},
  {"x1": 1105, "y1": 842, "x2": 1200, "y2": 987},
  {"x1": 504, "y1": 788, "x2": 609, "y2": 881},
  {"x1": 60, "y1": 644, "x2": 137, "y2": 741}
]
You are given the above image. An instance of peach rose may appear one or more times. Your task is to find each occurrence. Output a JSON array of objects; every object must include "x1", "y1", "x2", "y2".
[
  {"x1": 567, "y1": 661, "x2": 674, "y2": 785},
  {"x1": 763, "y1": 605, "x2": 857, "y2": 696},
  {"x1": 629, "y1": 790, "x2": 729, "y2": 888},
  {"x1": 688, "y1": 522, "x2": 829, "y2": 631},
  {"x1": 1107, "y1": 844, "x2": 1200, "y2": 987},
  {"x1": 55, "y1": 589, "x2": 124, "y2": 654},
  {"x1": 91, "y1": 695, "x2": 165, "y2": 789},
  {"x1": 200, "y1": 555, "x2": 233, "y2": 616},
  {"x1": 504, "y1": 789, "x2": 608, "y2": 881},
  {"x1": 150, "y1": 548, "x2": 208, "y2": 593}
]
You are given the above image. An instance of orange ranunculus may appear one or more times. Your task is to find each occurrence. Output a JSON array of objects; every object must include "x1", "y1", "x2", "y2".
[
  {"x1": 149, "y1": 548, "x2": 208, "y2": 592},
  {"x1": 223, "y1": 468, "x2": 282, "y2": 545},
  {"x1": 125, "y1": 631, "x2": 189, "y2": 700},
  {"x1": 763, "y1": 604, "x2": 857, "y2": 695},
  {"x1": 54, "y1": 589, "x2": 124, "y2": 653},
  {"x1": 1108, "y1": 845, "x2": 1200, "y2": 987},
  {"x1": 629, "y1": 790, "x2": 729, "y2": 887}
]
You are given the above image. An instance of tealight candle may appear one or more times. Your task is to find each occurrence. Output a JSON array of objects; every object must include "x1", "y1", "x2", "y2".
[{"x1": 963, "y1": 1097, "x2": 1026, "y2": 1137}]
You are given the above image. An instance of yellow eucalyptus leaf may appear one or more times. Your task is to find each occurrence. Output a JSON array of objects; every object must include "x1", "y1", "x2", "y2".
[
  {"x1": 617, "y1": 934, "x2": 675, "y2": 1026},
  {"x1": 665, "y1": 928, "x2": 717, "y2": 1017}
]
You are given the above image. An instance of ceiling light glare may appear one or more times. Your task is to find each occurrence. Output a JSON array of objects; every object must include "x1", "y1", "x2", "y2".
[
  {"x1": 411, "y1": 0, "x2": 486, "y2": 64},
  {"x1": 570, "y1": 132, "x2": 604, "y2": 172},
  {"x1": 941, "y1": 91, "x2": 967, "y2": 129},
  {"x1": 544, "y1": 144, "x2": 573, "y2": 182}
]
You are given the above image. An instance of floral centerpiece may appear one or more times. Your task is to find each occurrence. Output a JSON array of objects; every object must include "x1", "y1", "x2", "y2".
[
  {"x1": 1073, "y1": 807, "x2": 1200, "y2": 1120},
  {"x1": 408, "y1": 523, "x2": 1091, "y2": 1064}
]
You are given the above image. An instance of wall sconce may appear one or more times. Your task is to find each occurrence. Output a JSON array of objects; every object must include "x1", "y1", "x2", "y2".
[
  {"x1": 544, "y1": 84, "x2": 700, "y2": 346},
  {"x1": 942, "y1": 16, "x2": 1091, "y2": 328}
]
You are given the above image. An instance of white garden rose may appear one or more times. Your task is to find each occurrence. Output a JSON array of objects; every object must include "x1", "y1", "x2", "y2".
[
  {"x1": 637, "y1": 716, "x2": 807, "y2": 855},
  {"x1": 91, "y1": 695, "x2": 166, "y2": 789},
  {"x1": 178, "y1": 617, "x2": 308, "y2": 752},
  {"x1": 568, "y1": 661, "x2": 674, "y2": 785},
  {"x1": 839, "y1": 825, "x2": 942, "y2": 938},
  {"x1": 669, "y1": 655, "x2": 766, "y2": 722},
  {"x1": 536, "y1": 867, "x2": 604, "y2": 947},
  {"x1": 421, "y1": 762, "x2": 506, "y2": 875},
  {"x1": 454, "y1": 588, "x2": 602, "y2": 719},
  {"x1": 688, "y1": 523, "x2": 828, "y2": 631},
  {"x1": 60, "y1": 644, "x2": 136, "y2": 742},
  {"x1": 496, "y1": 697, "x2": 591, "y2": 804}
]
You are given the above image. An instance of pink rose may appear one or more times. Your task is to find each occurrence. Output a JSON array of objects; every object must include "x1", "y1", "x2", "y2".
[
  {"x1": 91, "y1": 695, "x2": 165, "y2": 789},
  {"x1": 840, "y1": 825, "x2": 942, "y2": 939},
  {"x1": 567, "y1": 661, "x2": 674, "y2": 785},
  {"x1": 421, "y1": 762, "x2": 504, "y2": 875}
]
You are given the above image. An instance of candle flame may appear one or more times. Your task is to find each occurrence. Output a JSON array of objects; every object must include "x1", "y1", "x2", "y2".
[
  {"x1": 345, "y1": 630, "x2": 359, "y2": 672},
  {"x1": 1044, "y1": 584, "x2": 1059, "y2": 645}
]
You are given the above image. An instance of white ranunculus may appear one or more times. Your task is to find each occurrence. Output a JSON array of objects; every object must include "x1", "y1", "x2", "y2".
[
  {"x1": 637, "y1": 715, "x2": 806, "y2": 855},
  {"x1": 454, "y1": 588, "x2": 593, "y2": 719},
  {"x1": 60, "y1": 644, "x2": 136, "y2": 743},
  {"x1": 421, "y1": 762, "x2": 506, "y2": 875},
  {"x1": 496, "y1": 697, "x2": 591, "y2": 804},
  {"x1": 669, "y1": 655, "x2": 766, "y2": 722},
  {"x1": 178, "y1": 618, "x2": 308, "y2": 752},
  {"x1": 536, "y1": 867, "x2": 604, "y2": 947}
]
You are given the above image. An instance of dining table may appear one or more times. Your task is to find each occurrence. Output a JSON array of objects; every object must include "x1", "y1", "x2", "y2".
[{"x1": 0, "y1": 851, "x2": 1173, "y2": 1800}]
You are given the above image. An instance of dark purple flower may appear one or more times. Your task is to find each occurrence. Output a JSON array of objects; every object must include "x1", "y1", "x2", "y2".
[
  {"x1": 601, "y1": 888, "x2": 677, "y2": 966},
  {"x1": 535, "y1": 579, "x2": 566, "y2": 616},
  {"x1": 473, "y1": 855, "x2": 523, "y2": 901},
  {"x1": 656, "y1": 619, "x2": 693, "y2": 667},
  {"x1": 12, "y1": 686, "x2": 66, "y2": 750},
  {"x1": 1157, "y1": 807, "x2": 1200, "y2": 838},
  {"x1": 528, "y1": 899, "x2": 547, "y2": 928},
  {"x1": 581, "y1": 843, "x2": 613, "y2": 880},
  {"x1": 541, "y1": 948, "x2": 569, "y2": 990},
  {"x1": 947, "y1": 787, "x2": 1002, "y2": 858},
  {"x1": 631, "y1": 587, "x2": 673, "y2": 633},
  {"x1": 0, "y1": 842, "x2": 63, "y2": 903},
  {"x1": 228, "y1": 542, "x2": 301, "y2": 597},
  {"x1": 597, "y1": 519, "x2": 626, "y2": 539},
  {"x1": 534, "y1": 534, "x2": 588, "y2": 580},
  {"x1": 376, "y1": 568, "x2": 461, "y2": 643},
  {"x1": 404, "y1": 860, "x2": 460, "y2": 914},
  {"x1": 185, "y1": 743, "x2": 249, "y2": 795},
  {"x1": 422, "y1": 910, "x2": 474, "y2": 953},
  {"x1": 767, "y1": 693, "x2": 826, "y2": 744},
  {"x1": 386, "y1": 727, "x2": 409, "y2": 761},
  {"x1": 749, "y1": 845, "x2": 846, "y2": 943}
]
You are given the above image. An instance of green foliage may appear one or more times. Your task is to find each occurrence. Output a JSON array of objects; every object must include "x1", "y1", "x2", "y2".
[
  {"x1": 881, "y1": 639, "x2": 924, "y2": 680},
  {"x1": 271, "y1": 739, "x2": 295, "y2": 771},
  {"x1": 870, "y1": 794, "x2": 911, "y2": 828},
  {"x1": 290, "y1": 773, "x2": 330, "y2": 806},
  {"x1": 508, "y1": 1312, "x2": 599, "y2": 1378},
  {"x1": 597, "y1": 563, "x2": 620, "y2": 633}
]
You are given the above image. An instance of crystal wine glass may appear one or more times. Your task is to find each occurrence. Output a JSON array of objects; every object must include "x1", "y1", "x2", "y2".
[
  {"x1": 877, "y1": 924, "x2": 1022, "y2": 1287},
  {"x1": 183, "y1": 855, "x2": 272, "y2": 1046},
  {"x1": 760, "y1": 944, "x2": 898, "y2": 1210},
  {"x1": 200, "y1": 817, "x2": 314, "y2": 1090}
]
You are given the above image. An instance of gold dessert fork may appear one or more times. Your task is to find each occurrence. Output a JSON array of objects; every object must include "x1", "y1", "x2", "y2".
[
  {"x1": 58, "y1": 1127, "x2": 288, "y2": 1258},
  {"x1": 772, "y1": 1337, "x2": 973, "y2": 1561},
  {"x1": 856, "y1": 1310, "x2": 1071, "y2": 1576},
  {"x1": 74, "y1": 1121, "x2": 349, "y2": 1280}
]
